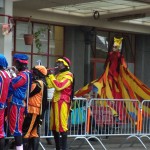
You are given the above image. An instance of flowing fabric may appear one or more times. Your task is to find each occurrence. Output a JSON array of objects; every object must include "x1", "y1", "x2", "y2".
[{"x1": 75, "y1": 51, "x2": 150, "y2": 121}]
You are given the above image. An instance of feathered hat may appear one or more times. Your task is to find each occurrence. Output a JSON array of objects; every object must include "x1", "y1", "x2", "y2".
[
  {"x1": 34, "y1": 65, "x2": 47, "y2": 76},
  {"x1": 56, "y1": 57, "x2": 71, "y2": 69},
  {"x1": 13, "y1": 53, "x2": 28, "y2": 64}
]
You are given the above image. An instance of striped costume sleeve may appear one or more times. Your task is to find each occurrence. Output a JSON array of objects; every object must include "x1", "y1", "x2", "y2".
[
  {"x1": 11, "y1": 73, "x2": 27, "y2": 90},
  {"x1": 46, "y1": 76, "x2": 53, "y2": 88},
  {"x1": 47, "y1": 74, "x2": 72, "y2": 91},
  {"x1": 29, "y1": 82, "x2": 41, "y2": 97}
]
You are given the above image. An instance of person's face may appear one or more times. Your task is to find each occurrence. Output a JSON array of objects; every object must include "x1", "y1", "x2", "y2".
[
  {"x1": 14, "y1": 60, "x2": 20, "y2": 70},
  {"x1": 113, "y1": 45, "x2": 120, "y2": 52},
  {"x1": 32, "y1": 69, "x2": 39, "y2": 79},
  {"x1": 55, "y1": 61, "x2": 65, "y2": 71}
]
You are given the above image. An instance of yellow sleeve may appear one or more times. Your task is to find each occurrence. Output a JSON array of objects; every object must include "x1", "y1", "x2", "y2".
[
  {"x1": 46, "y1": 74, "x2": 72, "y2": 91},
  {"x1": 46, "y1": 75, "x2": 54, "y2": 88}
]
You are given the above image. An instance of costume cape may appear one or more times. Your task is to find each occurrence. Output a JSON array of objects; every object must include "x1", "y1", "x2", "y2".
[{"x1": 75, "y1": 50, "x2": 150, "y2": 121}]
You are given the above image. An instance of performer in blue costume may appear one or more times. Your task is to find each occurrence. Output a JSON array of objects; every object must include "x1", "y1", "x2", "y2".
[
  {"x1": 8, "y1": 54, "x2": 32, "y2": 150},
  {"x1": 0, "y1": 54, "x2": 11, "y2": 150}
]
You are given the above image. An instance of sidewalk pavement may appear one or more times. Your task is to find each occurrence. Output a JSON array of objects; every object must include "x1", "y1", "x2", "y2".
[{"x1": 38, "y1": 136, "x2": 150, "y2": 150}]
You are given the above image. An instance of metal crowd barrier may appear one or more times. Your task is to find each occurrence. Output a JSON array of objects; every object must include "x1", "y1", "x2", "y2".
[
  {"x1": 125, "y1": 100, "x2": 150, "y2": 149},
  {"x1": 141, "y1": 100, "x2": 150, "y2": 137},
  {"x1": 5, "y1": 98, "x2": 150, "y2": 150},
  {"x1": 67, "y1": 98, "x2": 138, "y2": 150}
]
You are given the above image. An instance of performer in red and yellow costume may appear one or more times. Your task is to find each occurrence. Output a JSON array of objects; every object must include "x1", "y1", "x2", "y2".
[
  {"x1": 46, "y1": 57, "x2": 74, "y2": 150},
  {"x1": 0, "y1": 54, "x2": 11, "y2": 150},
  {"x1": 23, "y1": 65, "x2": 47, "y2": 150}
]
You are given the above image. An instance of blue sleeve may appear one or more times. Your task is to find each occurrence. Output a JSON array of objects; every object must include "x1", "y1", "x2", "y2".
[{"x1": 7, "y1": 82, "x2": 13, "y2": 98}]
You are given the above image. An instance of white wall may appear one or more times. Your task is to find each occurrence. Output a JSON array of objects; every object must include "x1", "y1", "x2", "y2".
[
  {"x1": 0, "y1": 0, "x2": 13, "y2": 66},
  {"x1": 14, "y1": 8, "x2": 150, "y2": 34}
]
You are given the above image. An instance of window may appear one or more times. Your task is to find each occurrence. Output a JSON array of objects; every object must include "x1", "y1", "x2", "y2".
[
  {"x1": 92, "y1": 30, "x2": 135, "y2": 80},
  {"x1": 49, "y1": 26, "x2": 64, "y2": 55},
  {"x1": 14, "y1": 20, "x2": 64, "y2": 70},
  {"x1": 96, "y1": 31, "x2": 109, "y2": 59},
  {"x1": 16, "y1": 21, "x2": 32, "y2": 53}
]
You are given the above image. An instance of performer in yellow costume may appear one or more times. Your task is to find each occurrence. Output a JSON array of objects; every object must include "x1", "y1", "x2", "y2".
[{"x1": 46, "y1": 57, "x2": 74, "y2": 150}]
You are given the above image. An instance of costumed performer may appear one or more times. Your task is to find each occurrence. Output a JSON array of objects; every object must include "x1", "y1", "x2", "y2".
[
  {"x1": 0, "y1": 54, "x2": 11, "y2": 150},
  {"x1": 7, "y1": 54, "x2": 32, "y2": 150},
  {"x1": 23, "y1": 65, "x2": 47, "y2": 150},
  {"x1": 46, "y1": 57, "x2": 74, "y2": 150}
]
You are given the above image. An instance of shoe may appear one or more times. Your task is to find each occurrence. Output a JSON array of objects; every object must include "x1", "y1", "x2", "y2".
[
  {"x1": 9, "y1": 140, "x2": 16, "y2": 149},
  {"x1": 88, "y1": 138, "x2": 97, "y2": 142},
  {"x1": 46, "y1": 138, "x2": 52, "y2": 145}
]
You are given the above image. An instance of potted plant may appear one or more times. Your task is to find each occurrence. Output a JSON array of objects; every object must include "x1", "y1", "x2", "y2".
[
  {"x1": 24, "y1": 34, "x2": 34, "y2": 45},
  {"x1": 24, "y1": 17, "x2": 34, "y2": 45},
  {"x1": 34, "y1": 28, "x2": 46, "y2": 53}
]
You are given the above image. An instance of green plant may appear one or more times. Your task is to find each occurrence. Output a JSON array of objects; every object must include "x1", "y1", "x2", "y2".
[{"x1": 34, "y1": 28, "x2": 46, "y2": 53}]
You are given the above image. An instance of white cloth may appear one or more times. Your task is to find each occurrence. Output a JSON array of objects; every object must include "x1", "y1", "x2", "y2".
[{"x1": 16, "y1": 145, "x2": 23, "y2": 150}]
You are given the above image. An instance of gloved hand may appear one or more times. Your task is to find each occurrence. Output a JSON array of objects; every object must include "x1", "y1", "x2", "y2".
[{"x1": 47, "y1": 69, "x2": 54, "y2": 76}]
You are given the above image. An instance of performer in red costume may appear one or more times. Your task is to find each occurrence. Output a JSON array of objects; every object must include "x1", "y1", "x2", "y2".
[
  {"x1": 8, "y1": 54, "x2": 32, "y2": 150},
  {"x1": 23, "y1": 65, "x2": 47, "y2": 150},
  {"x1": 105, "y1": 37, "x2": 127, "y2": 80},
  {"x1": 0, "y1": 54, "x2": 11, "y2": 150},
  {"x1": 103, "y1": 37, "x2": 127, "y2": 120},
  {"x1": 46, "y1": 57, "x2": 74, "y2": 150},
  {"x1": 75, "y1": 37, "x2": 150, "y2": 121}
]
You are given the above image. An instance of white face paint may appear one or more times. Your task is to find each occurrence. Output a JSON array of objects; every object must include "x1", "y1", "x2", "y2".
[
  {"x1": 113, "y1": 45, "x2": 121, "y2": 52},
  {"x1": 113, "y1": 41, "x2": 122, "y2": 52}
]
